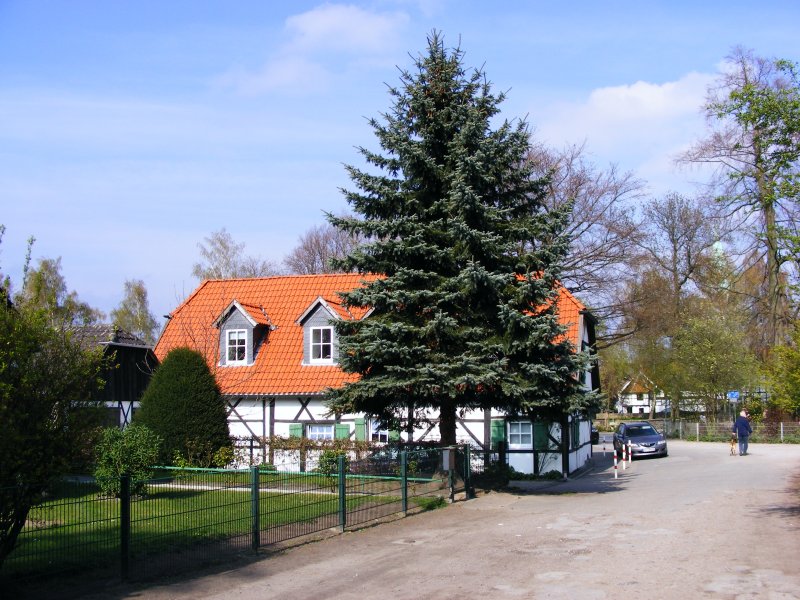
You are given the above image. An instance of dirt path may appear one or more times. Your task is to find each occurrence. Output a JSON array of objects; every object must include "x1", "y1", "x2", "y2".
[{"x1": 91, "y1": 441, "x2": 800, "y2": 599}]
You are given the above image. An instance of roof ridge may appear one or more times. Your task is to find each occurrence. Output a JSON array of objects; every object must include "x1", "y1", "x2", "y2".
[{"x1": 203, "y1": 272, "x2": 372, "y2": 283}]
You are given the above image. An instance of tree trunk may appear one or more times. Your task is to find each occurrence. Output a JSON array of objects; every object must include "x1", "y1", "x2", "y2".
[
  {"x1": 438, "y1": 400, "x2": 457, "y2": 446},
  {"x1": 756, "y1": 137, "x2": 783, "y2": 356}
]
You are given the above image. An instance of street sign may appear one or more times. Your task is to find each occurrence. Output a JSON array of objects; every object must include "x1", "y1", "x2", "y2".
[{"x1": 727, "y1": 391, "x2": 740, "y2": 402}]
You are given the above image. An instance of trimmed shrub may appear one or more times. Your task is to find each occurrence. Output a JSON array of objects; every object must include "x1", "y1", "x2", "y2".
[
  {"x1": 94, "y1": 424, "x2": 161, "y2": 497},
  {"x1": 316, "y1": 449, "x2": 349, "y2": 491},
  {"x1": 135, "y1": 347, "x2": 232, "y2": 466}
]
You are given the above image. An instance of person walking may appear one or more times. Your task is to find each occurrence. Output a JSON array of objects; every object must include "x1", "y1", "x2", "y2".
[{"x1": 732, "y1": 410, "x2": 752, "y2": 456}]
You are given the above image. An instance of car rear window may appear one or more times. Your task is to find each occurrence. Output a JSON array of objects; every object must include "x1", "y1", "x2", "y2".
[{"x1": 627, "y1": 425, "x2": 656, "y2": 437}]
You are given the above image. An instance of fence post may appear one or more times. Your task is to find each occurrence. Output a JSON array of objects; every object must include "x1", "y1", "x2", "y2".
[
  {"x1": 338, "y1": 454, "x2": 347, "y2": 532},
  {"x1": 251, "y1": 466, "x2": 260, "y2": 552},
  {"x1": 781, "y1": 422, "x2": 784, "y2": 443},
  {"x1": 696, "y1": 422, "x2": 700, "y2": 442},
  {"x1": 120, "y1": 473, "x2": 130, "y2": 581},
  {"x1": 464, "y1": 445, "x2": 474, "y2": 499},
  {"x1": 448, "y1": 447, "x2": 456, "y2": 502},
  {"x1": 400, "y1": 450, "x2": 408, "y2": 516}
]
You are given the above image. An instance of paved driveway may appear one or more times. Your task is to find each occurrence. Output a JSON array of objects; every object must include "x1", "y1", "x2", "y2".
[{"x1": 95, "y1": 441, "x2": 800, "y2": 599}]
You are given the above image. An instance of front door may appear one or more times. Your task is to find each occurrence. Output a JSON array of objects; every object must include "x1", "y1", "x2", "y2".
[{"x1": 507, "y1": 421, "x2": 534, "y2": 474}]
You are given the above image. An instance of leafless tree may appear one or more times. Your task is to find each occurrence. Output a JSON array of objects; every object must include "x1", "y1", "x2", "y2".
[
  {"x1": 525, "y1": 142, "x2": 645, "y2": 343},
  {"x1": 283, "y1": 221, "x2": 361, "y2": 275},
  {"x1": 192, "y1": 228, "x2": 280, "y2": 280},
  {"x1": 635, "y1": 193, "x2": 723, "y2": 316}
]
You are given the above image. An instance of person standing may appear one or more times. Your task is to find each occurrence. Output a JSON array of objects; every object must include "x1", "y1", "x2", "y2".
[{"x1": 732, "y1": 410, "x2": 753, "y2": 456}]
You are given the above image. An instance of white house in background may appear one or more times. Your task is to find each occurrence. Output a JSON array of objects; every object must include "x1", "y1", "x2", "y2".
[
  {"x1": 154, "y1": 274, "x2": 600, "y2": 475},
  {"x1": 617, "y1": 373, "x2": 668, "y2": 415}
]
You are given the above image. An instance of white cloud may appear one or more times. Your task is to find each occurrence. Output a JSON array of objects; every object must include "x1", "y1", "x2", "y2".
[
  {"x1": 285, "y1": 4, "x2": 409, "y2": 54},
  {"x1": 218, "y1": 3, "x2": 409, "y2": 96},
  {"x1": 533, "y1": 71, "x2": 716, "y2": 195},
  {"x1": 215, "y1": 56, "x2": 332, "y2": 96}
]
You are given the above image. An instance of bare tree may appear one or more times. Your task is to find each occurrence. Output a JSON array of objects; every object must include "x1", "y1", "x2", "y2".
[
  {"x1": 678, "y1": 47, "x2": 800, "y2": 354},
  {"x1": 192, "y1": 228, "x2": 280, "y2": 280},
  {"x1": 635, "y1": 193, "x2": 723, "y2": 317},
  {"x1": 525, "y1": 142, "x2": 645, "y2": 342},
  {"x1": 283, "y1": 221, "x2": 361, "y2": 275}
]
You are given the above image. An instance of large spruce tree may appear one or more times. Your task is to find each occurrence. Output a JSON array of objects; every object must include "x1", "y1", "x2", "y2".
[{"x1": 328, "y1": 33, "x2": 596, "y2": 445}]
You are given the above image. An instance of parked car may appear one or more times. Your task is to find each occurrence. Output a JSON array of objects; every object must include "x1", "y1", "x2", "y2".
[
  {"x1": 613, "y1": 421, "x2": 668, "y2": 458},
  {"x1": 591, "y1": 424, "x2": 600, "y2": 445}
]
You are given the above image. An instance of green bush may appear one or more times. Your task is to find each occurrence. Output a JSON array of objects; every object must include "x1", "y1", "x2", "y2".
[
  {"x1": 135, "y1": 347, "x2": 232, "y2": 466},
  {"x1": 317, "y1": 449, "x2": 349, "y2": 476},
  {"x1": 94, "y1": 424, "x2": 161, "y2": 497},
  {"x1": 472, "y1": 462, "x2": 515, "y2": 489},
  {"x1": 316, "y1": 449, "x2": 348, "y2": 491}
]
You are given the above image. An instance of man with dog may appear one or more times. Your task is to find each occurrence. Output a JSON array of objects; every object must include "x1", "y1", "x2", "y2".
[{"x1": 732, "y1": 410, "x2": 753, "y2": 456}]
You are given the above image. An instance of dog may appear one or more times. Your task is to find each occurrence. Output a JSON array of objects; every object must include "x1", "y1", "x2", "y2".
[{"x1": 730, "y1": 433, "x2": 737, "y2": 456}]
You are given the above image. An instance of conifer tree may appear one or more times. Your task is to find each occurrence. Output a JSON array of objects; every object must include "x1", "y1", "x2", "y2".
[
  {"x1": 328, "y1": 33, "x2": 597, "y2": 445},
  {"x1": 136, "y1": 347, "x2": 231, "y2": 465}
]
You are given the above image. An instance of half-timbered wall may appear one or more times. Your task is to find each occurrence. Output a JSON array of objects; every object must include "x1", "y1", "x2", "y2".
[{"x1": 223, "y1": 396, "x2": 594, "y2": 475}]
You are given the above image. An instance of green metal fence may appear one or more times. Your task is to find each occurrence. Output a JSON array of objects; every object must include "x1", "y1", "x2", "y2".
[{"x1": 1, "y1": 448, "x2": 461, "y2": 585}]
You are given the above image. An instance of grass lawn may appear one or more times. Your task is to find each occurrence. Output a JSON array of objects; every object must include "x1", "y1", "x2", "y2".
[{"x1": 3, "y1": 471, "x2": 446, "y2": 580}]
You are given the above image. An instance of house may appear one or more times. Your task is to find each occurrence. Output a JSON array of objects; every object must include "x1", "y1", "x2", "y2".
[
  {"x1": 154, "y1": 274, "x2": 599, "y2": 475},
  {"x1": 617, "y1": 373, "x2": 668, "y2": 416},
  {"x1": 75, "y1": 325, "x2": 158, "y2": 428}
]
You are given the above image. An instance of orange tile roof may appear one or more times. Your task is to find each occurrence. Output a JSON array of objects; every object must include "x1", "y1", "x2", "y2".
[
  {"x1": 155, "y1": 273, "x2": 587, "y2": 397},
  {"x1": 556, "y1": 285, "x2": 586, "y2": 348}
]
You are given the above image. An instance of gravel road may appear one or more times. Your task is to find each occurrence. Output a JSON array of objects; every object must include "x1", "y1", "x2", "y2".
[{"x1": 93, "y1": 440, "x2": 800, "y2": 599}]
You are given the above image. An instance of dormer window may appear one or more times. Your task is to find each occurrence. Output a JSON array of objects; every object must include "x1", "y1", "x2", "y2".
[
  {"x1": 227, "y1": 330, "x2": 247, "y2": 364},
  {"x1": 310, "y1": 327, "x2": 333, "y2": 364}
]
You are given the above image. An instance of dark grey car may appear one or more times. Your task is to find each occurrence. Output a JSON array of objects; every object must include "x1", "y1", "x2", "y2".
[{"x1": 613, "y1": 421, "x2": 668, "y2": 458}]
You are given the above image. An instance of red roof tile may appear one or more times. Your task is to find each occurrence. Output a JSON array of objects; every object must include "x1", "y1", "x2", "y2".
[{"x1": 155, "y1": 273, "x2": 587, "y2": 397}]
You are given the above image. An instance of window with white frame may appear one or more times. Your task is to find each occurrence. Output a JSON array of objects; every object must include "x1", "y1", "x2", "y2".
[
  {"x1": 226, "y1": 329, "x2": 247, "y2": 364},
  {"x1": 310, "y1": 327, "x2": 334, "y2": 363},
  {"x1": 307, "y1": 424, "x2": 334, "y2": 440},
  {"x1": 508, "y1": 421, "x2": 533, "y2": 446},
  {"x1": 370, "y1": 420, "x2": 389, "y2": 443}
]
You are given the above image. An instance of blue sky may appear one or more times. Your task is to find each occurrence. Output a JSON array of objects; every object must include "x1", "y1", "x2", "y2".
[{"x1": 1, "y1": 1, "x2": 799, "y2": 323}]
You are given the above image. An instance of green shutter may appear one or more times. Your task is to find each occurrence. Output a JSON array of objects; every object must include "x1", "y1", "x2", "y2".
[
  {"x1": 534, "y1": 422, "x2": 549, "y2": 451},
  {"x1": 289, "y1": 423, "x2": 304, "y2": 438},
  {"x1": 490, "y1": 419, "x2": 506, "y2": 448},
  {"x1": 354, "y1": 418, "x2": 366, "y2": 441},
  {"x1": 334, "y1": 424, "x2": 350, "y2": 439},
  {"x1": 389, "y1": 429, "x2": 401, "y2": 442}
]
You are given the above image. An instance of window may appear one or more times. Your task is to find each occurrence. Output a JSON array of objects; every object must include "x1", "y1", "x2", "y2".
[
  {"x1": 227, "y1": 329, "x2": 247, "y2": 364},
  {"x1": 310, "y1": 327, "x2": 333, "y2": 363},
  {"x1": 307, "y1": 424, "x2": 334, "y2": 440},
  {"x1": 508, "y1": 421, "x2": 532, "y2": 446},
  {"x1": 370, "y1": 420, "x2": 389, "y2": 443}
]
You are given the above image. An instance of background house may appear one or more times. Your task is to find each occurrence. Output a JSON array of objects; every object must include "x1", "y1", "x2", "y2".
[
  {"x1": 155, "y1": 274, "x2": 599, "y2": 475},
  {"x1": 76, "y1": 325, "x2": 158, "y2": 428},
  {"x1": 617, "y1": 373, "x2": 668, "y2": 416}
]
